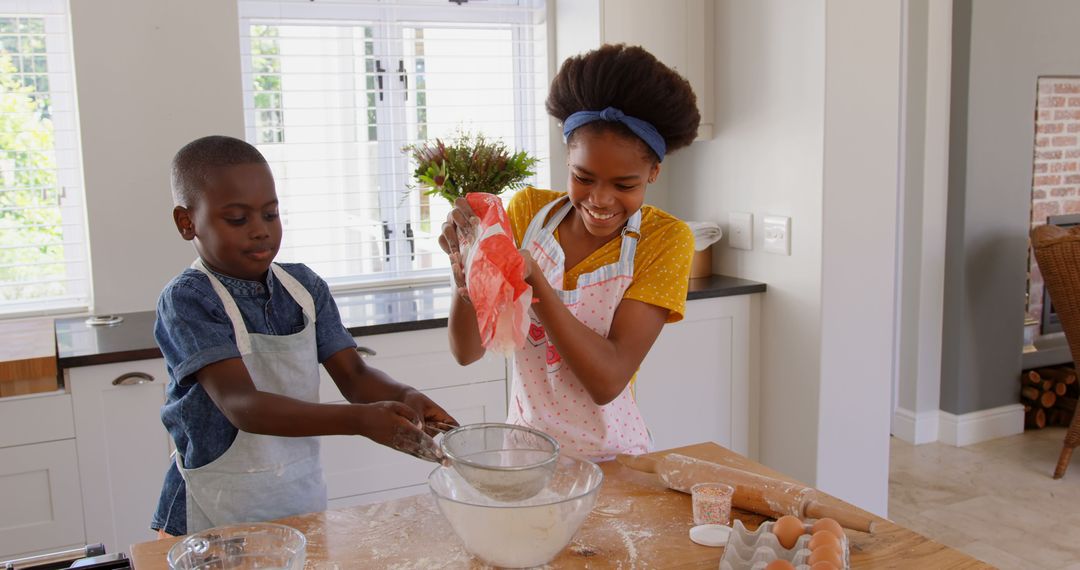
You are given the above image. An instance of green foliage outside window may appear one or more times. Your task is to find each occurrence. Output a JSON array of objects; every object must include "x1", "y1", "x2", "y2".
[
  {"x1": 0, "y1": 16, "x2": 65, "y2": 303},
  {"x1": 252, "y1": 25, "x2": 283, "y2": 144}
]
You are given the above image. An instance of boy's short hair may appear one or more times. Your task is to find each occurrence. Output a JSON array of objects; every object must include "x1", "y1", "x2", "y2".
[{"x1": 171, "y1": 135, "x2": 268, "y2": 207}]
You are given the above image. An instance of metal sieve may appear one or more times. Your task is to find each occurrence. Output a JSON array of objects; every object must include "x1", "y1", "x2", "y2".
[{"x1": 425, "y1": 423, "x2": 560, "y2": 502}]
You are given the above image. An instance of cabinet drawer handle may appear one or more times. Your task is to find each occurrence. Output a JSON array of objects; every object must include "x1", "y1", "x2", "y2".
[
  {"x1": 112, "y1": 372, "x2": 155, "y2": 386},
  {"x1": 356, "y1": 346, "x2": 377, "y2": 358}
]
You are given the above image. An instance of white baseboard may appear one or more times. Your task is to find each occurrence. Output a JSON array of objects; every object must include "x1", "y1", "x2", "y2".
[
  {"x1": 937, "y1": 404, "x2": 1025, "y2": 447},
  {"x1": 892, "y1": 404, "x2": 1025, "y2": 446},
  {"x1": 891, "y1": 407, "x2": 940, "y2": 445}
]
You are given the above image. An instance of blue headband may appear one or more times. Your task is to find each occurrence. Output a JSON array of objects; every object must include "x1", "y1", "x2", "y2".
[{"x1": 562, "y1": 107, "x2": 667, "y2": 162}]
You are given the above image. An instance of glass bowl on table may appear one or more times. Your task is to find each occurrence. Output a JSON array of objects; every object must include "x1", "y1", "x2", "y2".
[
  {"x1": 428, "y1": 453, "x2": 604, "y2": 568},
  {"x1": 166, "y1": 522, "x2": 306, "y2": 570}
]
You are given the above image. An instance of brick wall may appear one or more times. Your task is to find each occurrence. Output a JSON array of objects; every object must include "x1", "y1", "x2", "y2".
[{"x1": 1027, "y1": 77, "x2": 1080, "y2": 328}]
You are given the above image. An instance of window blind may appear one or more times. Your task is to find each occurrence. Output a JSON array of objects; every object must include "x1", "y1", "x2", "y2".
[
  {"x1": 0, "y1": 0, "x2": 89, "y2": 316},
  {"x1": 238, "y1": 0, "x2": 550, "y2": 289}
]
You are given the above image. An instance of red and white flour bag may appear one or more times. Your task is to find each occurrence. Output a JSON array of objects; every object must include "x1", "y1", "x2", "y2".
[{"x1": 461, "y1": 192, "x2": 532, "y2": 355}]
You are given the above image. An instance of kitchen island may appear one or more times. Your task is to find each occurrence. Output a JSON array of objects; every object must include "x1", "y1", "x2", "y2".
[{"x1": 130, "y1": 442, "x2": 988, "y2": 569}]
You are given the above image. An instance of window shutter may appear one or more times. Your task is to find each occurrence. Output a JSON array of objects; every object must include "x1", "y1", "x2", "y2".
[
  {"x1": 0, "y1": 0, "x2": 90, "y2": 316},
  {"x1": 238, "y1": 0, "x2": 549, "y2": 288}
]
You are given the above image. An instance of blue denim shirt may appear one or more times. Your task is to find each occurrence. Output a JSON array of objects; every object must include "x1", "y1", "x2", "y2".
[{"x1": 150, "y1": 262, "x2": 356, "y2": 535}]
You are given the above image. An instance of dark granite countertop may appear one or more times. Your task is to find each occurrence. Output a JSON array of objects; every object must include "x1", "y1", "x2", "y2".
[{"x1": 55, "y1": 274, "x2": 764, "y2": 369}]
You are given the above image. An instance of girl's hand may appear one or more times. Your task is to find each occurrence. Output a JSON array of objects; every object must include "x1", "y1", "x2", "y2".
[
  {"x1": 440, "y1": 198, "x2": 479, "y2": 303},
  {"x1": 519, "y1": 248, "x2": 539, "y2": 284},
  {"x1": 401, "y1": 388, "x2": 460, "y2": 437},
  {"x1": 448, "y1": 251, "x2": 470, "y2": 303},
  {"x1": 438, "y1": 197, "x2": 479, "y2": 256}
]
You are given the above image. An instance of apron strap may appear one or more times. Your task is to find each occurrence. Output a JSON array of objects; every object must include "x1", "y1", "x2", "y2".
[
  {"x1": 521, "y1": 197, "x2": 572, "y2": 247},
  {"x1": 618, "y1": 209, "x2": 643, "y2": 264},
  {"x1": 191, "y1": 258, "x2": 253, "y2": 355},
  {"x1": 520, "y1": 198, "x2": 644, "y2": 288},
  {"x1": 189, "y1": 260, "x2": 318, "y2": 355},
  {"x1": 270, "y1": 264, "x2": 317, "y2": 322}
]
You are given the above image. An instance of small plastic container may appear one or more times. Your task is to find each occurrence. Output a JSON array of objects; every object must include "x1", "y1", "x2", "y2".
[{"x1": 691, "y1": 482, "x2": 734, "y2": 526}]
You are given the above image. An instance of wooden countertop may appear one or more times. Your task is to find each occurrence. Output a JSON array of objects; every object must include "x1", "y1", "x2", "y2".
[
  {"x1": 0, "y1": 317, "x2": 58, "y2": 397},
  {"x1": 130, "y1": 442, "x2": 987, "y2": 569}
]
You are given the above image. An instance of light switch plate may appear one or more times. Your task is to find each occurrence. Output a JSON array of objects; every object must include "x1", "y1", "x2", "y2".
[
  {"x1": 729, "y1": 212, "x2": 752, "y2": 250},
  {"x1": 763, "y1": 215, "x2": 791, "y2": 255}
]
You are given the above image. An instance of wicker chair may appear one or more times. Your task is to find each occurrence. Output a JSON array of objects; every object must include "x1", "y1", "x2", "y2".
[{"x1": 1031, "y1": 224, "x2": 1080, "y2": 479}]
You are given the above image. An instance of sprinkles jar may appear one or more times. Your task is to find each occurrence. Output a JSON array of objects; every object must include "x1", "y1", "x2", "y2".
[{"x1": 691, "y1": 482, "x2": 734, "y2": 526}]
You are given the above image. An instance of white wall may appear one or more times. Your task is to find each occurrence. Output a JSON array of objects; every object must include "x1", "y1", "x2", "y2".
[
  {"x1": 916, "y1": 0, "x2": 950, "y2": 421},
  {"x1": 667, "y1": 0, "x2": 903, "y2": 516},
  {"x1": 816, "y1": 0, "x2": 903, "y2": 516},
  {"x1": 894, "y1": 0, "x2": 951, "y2": 445},
  {"x1": 665, "y1": 0, "x2": 826, "y2": 486},
  {"x1": 70, "y1": 0, "x2": 245, "y2": 314}
]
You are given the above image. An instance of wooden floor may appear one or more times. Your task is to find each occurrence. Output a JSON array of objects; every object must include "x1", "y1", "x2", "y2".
[{"x1": 889, "y1": 427, "x2": 1080, "y2": 569}]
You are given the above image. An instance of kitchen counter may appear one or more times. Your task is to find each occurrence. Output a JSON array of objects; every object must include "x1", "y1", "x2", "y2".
[
  {"x1": 129, "y1": 442, "x2": 987, "y2": 569},
  {"x1": 55, "y1": 274, "x2": 765, "y2": 368},
  {"x1": 0, "y1": 317, "x2": 59, "y2": 396}
]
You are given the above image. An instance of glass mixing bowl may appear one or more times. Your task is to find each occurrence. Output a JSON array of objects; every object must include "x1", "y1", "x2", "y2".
[
  {"x1": 166, "y1": 523, "x2": 306, "y2": 570},
  {"x1": 429, "y1": 454, "x2": 604, "y2": 568},
  {"x1": 439, "y1": 422, "x2": 560, "y2": 501}
]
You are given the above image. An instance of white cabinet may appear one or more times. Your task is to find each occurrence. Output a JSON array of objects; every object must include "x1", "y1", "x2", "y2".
[
  {"x1": 69, "y1": 358, "x2": 172, "y2": 554},
  {"x1": 0, "y1": 392, "x2": 85, "y2": 560},
  {"x1": 555, "y1": 0, "x2": 715, "y2": 139},
  {"x1": 636, "y1": 294, "x2": 760, "y2": 457},
  {"x1": 319, "y1": 328, "x2": 507, "y2": 508}
]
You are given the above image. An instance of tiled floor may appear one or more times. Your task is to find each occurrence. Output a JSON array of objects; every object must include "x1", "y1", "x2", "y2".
[{"x1": 889, "y1": 427, "x2": 1080, "y2": 569}]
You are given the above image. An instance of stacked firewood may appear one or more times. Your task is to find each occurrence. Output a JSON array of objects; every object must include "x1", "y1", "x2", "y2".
[{"x1": 1022, "y1": 365, "x2": 1077, "y2": 429}]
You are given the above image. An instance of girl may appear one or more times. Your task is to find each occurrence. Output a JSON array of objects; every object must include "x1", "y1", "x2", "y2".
[{"x1": 439, "y1": 44, "x2": 699, "y2": 461}]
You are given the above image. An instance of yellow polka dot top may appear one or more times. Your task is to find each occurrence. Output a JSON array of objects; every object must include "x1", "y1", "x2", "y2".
[{"x1": 507, "y1": 187, "x2": 694, "y2": 323}]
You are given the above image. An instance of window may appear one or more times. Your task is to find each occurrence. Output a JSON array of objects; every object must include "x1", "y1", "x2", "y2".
[
  {"x1": 0, "y1": 0, "x2": 88, "y2": 316},
  {"x1": 238, "y1": 0, "x2": 549, "y2": 288}
]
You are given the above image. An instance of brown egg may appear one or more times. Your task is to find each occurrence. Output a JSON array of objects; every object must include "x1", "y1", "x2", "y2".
[
  {"x1": 808, "y1": 544, "x2": 844, "y2": 567},
  {"x1": 771, "y1": 515, "x2": 805, "y2": 549},
  {"x1": 810, "y1": 562, "x2": 839, "y2": 570},
  {"x1": 810, "y1": 517, "x2": 846, "y2": 541},
  {"x1": 808, "y1": 529, "x2": 842, "y2": 551},
  {"x1": 764, "y1": 560, "x2": 797, "y2": 570}
]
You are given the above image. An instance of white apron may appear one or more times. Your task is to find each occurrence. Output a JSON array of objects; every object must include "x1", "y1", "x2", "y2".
[
  {"x1": 506, "y1": 198, "x2": 652, "y2": 461},
  {"x1": 175, "y1": 259, "x2": 327, "y2": 533}
]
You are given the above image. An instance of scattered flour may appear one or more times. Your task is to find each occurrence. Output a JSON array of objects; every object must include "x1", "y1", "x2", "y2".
[
  {"x1": 593, "y1": 497, "x2": 634, "y2": 517},
  {"x1": 607, "y1": 519, "x2": 656, "y2": 566}
]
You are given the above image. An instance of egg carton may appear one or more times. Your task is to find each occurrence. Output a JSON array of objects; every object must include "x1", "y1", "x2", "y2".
[{"x1": 719, "y1": 520, "x2": 850, "y2": 570}]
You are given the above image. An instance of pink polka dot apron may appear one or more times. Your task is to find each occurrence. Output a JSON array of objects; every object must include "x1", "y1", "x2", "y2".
[{"x1": 506, "y1": 197, "x2": 651, "y2": 461}]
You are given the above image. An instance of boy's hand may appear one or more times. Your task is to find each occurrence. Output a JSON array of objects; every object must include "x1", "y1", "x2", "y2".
[
  {"x1": 358, "y1": 401, "x2": 438, "y2": 459},
  {"x1": 401, "y1": 388, "x2": 460, "y2": 437}
]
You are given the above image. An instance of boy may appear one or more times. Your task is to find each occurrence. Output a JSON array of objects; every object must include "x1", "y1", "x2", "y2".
[{"x1": 151, "y1": 135, "x2": 456, "y2": 536}]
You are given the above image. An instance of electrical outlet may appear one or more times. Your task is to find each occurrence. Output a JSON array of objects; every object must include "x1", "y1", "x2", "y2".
[
  {"x1": 729, "y1": 212, "x2": 752, "y2": 250},
  {"x1": 763, "y1": 215, "x2": 791, "y2": 255}
]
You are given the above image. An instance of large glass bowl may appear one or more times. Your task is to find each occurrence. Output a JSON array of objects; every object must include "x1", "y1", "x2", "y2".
[
  {"x1": 439, "y1": 422, "x2": 559, "y2": 501},
  {"x1": 166, "y1": 523, "x2": 306, "y2": 570},
  {"x1": 429, "y1": 454, "x2": 604, "y2": 568}
]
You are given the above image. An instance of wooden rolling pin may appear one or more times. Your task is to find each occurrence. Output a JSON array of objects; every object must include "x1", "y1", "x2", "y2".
[{"x1": 617, "y1": 453, "x2": 876, "y2": 534}]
